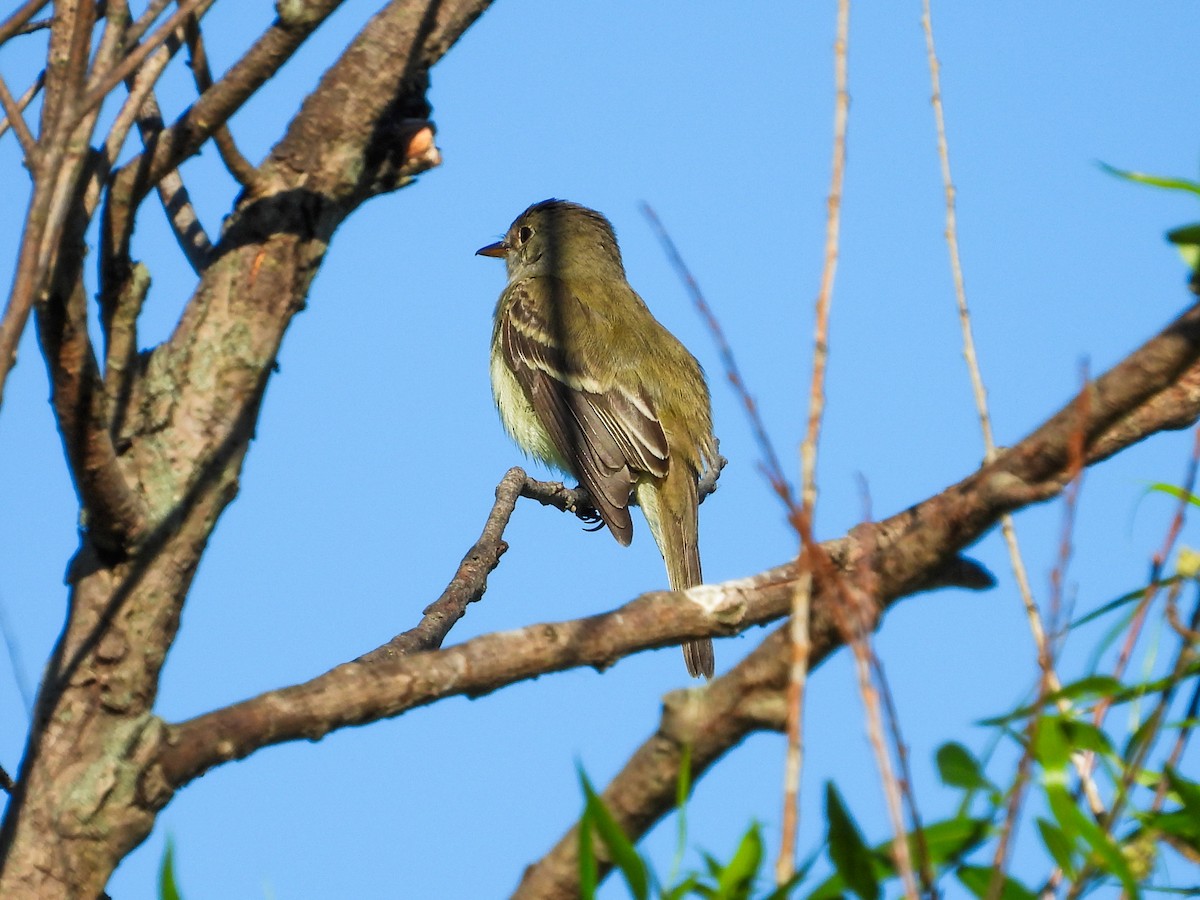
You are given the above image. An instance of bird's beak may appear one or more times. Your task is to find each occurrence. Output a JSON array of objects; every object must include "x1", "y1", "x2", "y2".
[{"x1": 476, "y1": 240, "x2": 508, "y2": 258}]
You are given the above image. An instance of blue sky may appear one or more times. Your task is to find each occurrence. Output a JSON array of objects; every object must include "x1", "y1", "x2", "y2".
[{"x1": 2, "y1": 2, "x2": 1200, "y2": 897}]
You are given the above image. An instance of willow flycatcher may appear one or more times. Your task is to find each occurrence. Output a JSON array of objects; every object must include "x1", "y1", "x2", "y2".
[{"x1": 478, "y1": 199, "x2": 719, "y2": 678}]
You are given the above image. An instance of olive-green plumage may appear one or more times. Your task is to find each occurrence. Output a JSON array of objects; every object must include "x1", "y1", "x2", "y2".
[{"x1": 478, "y1": 199, "x2": 719, "y2": 678}]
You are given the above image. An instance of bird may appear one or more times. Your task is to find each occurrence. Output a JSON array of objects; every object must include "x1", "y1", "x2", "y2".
[{"x1": 477, "y1": 199, "x2": 719, "y2": 678}]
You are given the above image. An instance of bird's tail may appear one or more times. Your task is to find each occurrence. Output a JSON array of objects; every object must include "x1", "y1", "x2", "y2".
[{"x1": 638, "y1": 469, "x2": 714, "y2": 679}]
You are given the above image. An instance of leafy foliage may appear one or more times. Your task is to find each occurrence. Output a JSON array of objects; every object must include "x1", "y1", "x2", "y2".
[{"x1": 574, "y1": 514, "x2": 1200, "y2": 898}]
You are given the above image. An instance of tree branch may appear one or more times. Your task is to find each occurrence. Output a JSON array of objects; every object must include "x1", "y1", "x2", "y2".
[
  {"x1": 0, "y1": 70, "x2": 43, "y2": 143},
  {"x1": 514, "y1": 626, "x2": 794, "y2": 900},
  {"x1": 515, "y1": 302, "x2": 1200, "y2": 898},
  {"x1": 360, "y1": 461, "x2": 728, "y2": 667},
  {"x1": 76, "y1": 0, "x2": 214, "y2": 123},
  {"x1": 0, "y1": 72, "x2": 36, "y2": 158},
  {"x1": 360, "y1": 467, "x2": 526, "y2": 662},
  {"x1": 153, "y1": 298, "x2": 1200, "y2": 816},
  {"x1": 0, "y1": 0, "x2": 50, "y2": 49},
  {"x1": 105, "y1": 0, "x2": 351, "y2": 231},
  {"x1": 183, "y1": 15, "x2": 257, "y2": 188}
]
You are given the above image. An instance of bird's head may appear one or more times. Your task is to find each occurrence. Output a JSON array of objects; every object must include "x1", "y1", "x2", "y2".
[{"x1": 476, "y1": 199, "x2": 626, "y2": 282}]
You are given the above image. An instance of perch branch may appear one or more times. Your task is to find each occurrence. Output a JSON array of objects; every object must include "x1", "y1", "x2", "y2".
[
  {"x1": 360, "y1": 467, "x2": 527, "y2": 662},
  {"x1": 155, "y1": 299, "x2": 1200, "y2": 799}
]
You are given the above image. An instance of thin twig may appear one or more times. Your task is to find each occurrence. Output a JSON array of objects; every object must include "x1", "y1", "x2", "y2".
[
  {"x1": 8, "y1": 14, "x2": 51, "y2": 37},
  {"x1": 641, "y1": 205, "x2": 797, "y2": 510},
  {"x1": 126, "y1": 0, "x2": 172, "y2": 47},
  {"x1": 0, "y1": 589, "x2": 33, "y2": 718},
  {"x1": 76, "y1": 0, "x2": 213, "y2": 123},
  {"x1": 0, "y1": 72, "x2": 37, "y2": 157},
  {"x1": 124, "y1": 84, "x2": 214, "y2": 273},
  {"x1": 102, "y1": 43, "x2": 175, "y2": 167},
  {"x1": 873, "y1": 655, "x2": 938, "y2": 898},
  {"x1": 359, "y1": 468, "x2": 528, "y2": 662},
  {"x1": 0, "y1": 70, "x2": 45, "y2": 142},
  {"x1": 920, "y1": 0, "x2": 1064, "y2": 707},
  {"x1": 642, "y1": 200, "x2": 812, "y2": 882},
  {"x1": 0, "y1": 0, "x2": 50, "y2": 47},
  {"x1": 922, "y1": 0, "x2": 1111, "y2": 858},
  {"x1": 1150, "y1": 588, "x2": 1200, "y2": 815},
  {"x1": 850, "y1": 630, "x2": 921, "y2": 898},
  {"x1": 1062, "y1": 589, "x2": 1200, "y2": 900},
  {"x1": 841, "y1": 497, "x2": 921, "y2": 900},
  {"x1": 779, "y1": 0, "x2": 852, "y2": 886},
  {"x1": 986, "y1": 382, "x2": 1089, "y2": 900},
  {"x1": 1081, "y1": 426, "x2": 1200, "y2": 778},
  {"x1": 183, "y1": 15, "x2": 257, "y2": 187}
]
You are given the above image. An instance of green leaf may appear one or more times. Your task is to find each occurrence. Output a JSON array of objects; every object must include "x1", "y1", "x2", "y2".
[
  {"x1": 578, "y1": 769, "x2": 650, "y2": 900},
  {"x1": 913, "y1": 816, "x2": 992, "y2": 867},
  {"x1": 701, "y1": 851, "x2": 724, "y2": 881},
  {"x1": 661, "y1": 874, "x2": 702, "y2": 900},
  {"x1": 936, "y1": 743, "x2": 991, "y2": 791},
  {"x1": 1164, "y1": 765, "x2": 1200, "y2": 819},
  {"x1": 1144, "y1": 808, "x2": 1200, "y2": 851},
  {"x1": 670, "y1": 745, "x2": 693, "y2": 887},
  {"x1": 1110, "y1": 660, "x2": 1200, "y2": 706},
  {"x1": 1033, "y1": 716, "x2": 1071, "y2": 778},
  {"x1": 1124, "y1": 713, "x2": 1159, "y2": 762},
  {"x1": 1071, "y1": 584, "x2": 1156, "y2": 629},
  {"x1": 1168, "y1": 224, "x2": 1200, "y2": 245},
  {"x1": 578, "y1": 808, "x2": 599, "y2": 900},
  {"x1": 1099, "y1": 162, "x2": 1200, "y2": 196},
  {"x1": 1045, "y1": 784, "x2": 1139, "y2": 896},
  {"x1": 762, "y1": 866, "x2": 809, "y2": 900},
  {"x1": 712, "y1": 823, "x2": 763, "y2": 900},
  {"x1": 1058, "y1": 719, "x2": 1115, "y2": 758},
  {"x1": 956, "y1": 865, "x2": 1036, "y2": 900},
  {"x1": 979, "y1": 677, "x2": 1123, "y2": 726},
  {"x1": 1036, "y1": 817, "x2": 1077, "y2": 878},
  {"x1": 825, "y1": 782, "x2": 879, "y2": 900},
  {"x1": 1168, "y1": 224, "x2": 1200, "y2": 269},
  {"x1": 1147, "y1": 482, "x2": 1200, "y2": 507},
  {"x1": 158, "y1": 837, "x2": 182, "y2": 900}
]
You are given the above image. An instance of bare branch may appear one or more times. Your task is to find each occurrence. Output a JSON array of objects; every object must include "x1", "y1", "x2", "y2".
[
  {"x1": 108, "y1": 0, "x2": 351, "y2": 215},
  {"x1": 154, "y1": 168, "x2": 214, "y2": 273},
  {"x1": 126, "y1": 86, "x2": 215, "y2": 274},
  {"x1": 183, "y1": 15, "x2": 257, "y2": 187},
  {"x1": 126, "y1": 0, "x2": 173, "y2": 47},
  {"x1": 101, "y1": 260, "x2": 148, "y2": 428},
  {"x1": 77, "y1": 0, "x2": 214, "y2": 122},
  {"x1": 0, "y1": 0, "x2": 50, "y2": 48},
  {"x1": 153, "y1": 298, "x2": 1200, "y2": 800},
  {"x1": 102, "y1": 44, "x2": 176, "y2": 168},
  {"x1": 0, "y1": 70, "x2": 45, "y2": 143},
  {"x1": 38, "y1": 268, "x2": 149, "y2": 551},
  {"x1": 0, "y1": 1, "x2": 111, "y2": 414},
  {"x1": 517, "y1": 299, "x2": 1200, "y2": 897},
  {"x1": 0, "y1": 73, "x2": 37, "y2": 157},
  {"x1": 359, "y1": 467, "x2": 527, "y2": 663}
]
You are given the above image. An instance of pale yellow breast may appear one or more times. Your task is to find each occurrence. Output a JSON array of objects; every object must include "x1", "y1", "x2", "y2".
[{"x1": 489, "y1": 346, "x2": 567, "y2": 471}]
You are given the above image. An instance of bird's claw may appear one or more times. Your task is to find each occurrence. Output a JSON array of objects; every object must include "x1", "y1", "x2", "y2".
[{"x1": 578, "y1": 507, "x2": 605, "y2": 532}]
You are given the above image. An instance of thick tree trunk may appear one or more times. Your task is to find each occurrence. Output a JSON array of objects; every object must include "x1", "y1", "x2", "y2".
[{"x1": 0, "y1": 3, "x2": 481, "y2": 889}]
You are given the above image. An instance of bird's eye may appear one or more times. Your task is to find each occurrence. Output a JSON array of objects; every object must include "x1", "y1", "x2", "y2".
[{"x1": 516, "y1": 225, "x2": 534, "y2": 245}]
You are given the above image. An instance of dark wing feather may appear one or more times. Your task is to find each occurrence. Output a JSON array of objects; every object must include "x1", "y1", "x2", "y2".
[{"x1": 501, "y1": 282, "x2": 668, "y2": 546}]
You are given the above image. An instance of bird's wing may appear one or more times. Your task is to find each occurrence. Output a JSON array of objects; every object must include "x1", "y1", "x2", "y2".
[{"x1": 500, "y1": 280, "x2": 668, "y2": 545}]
